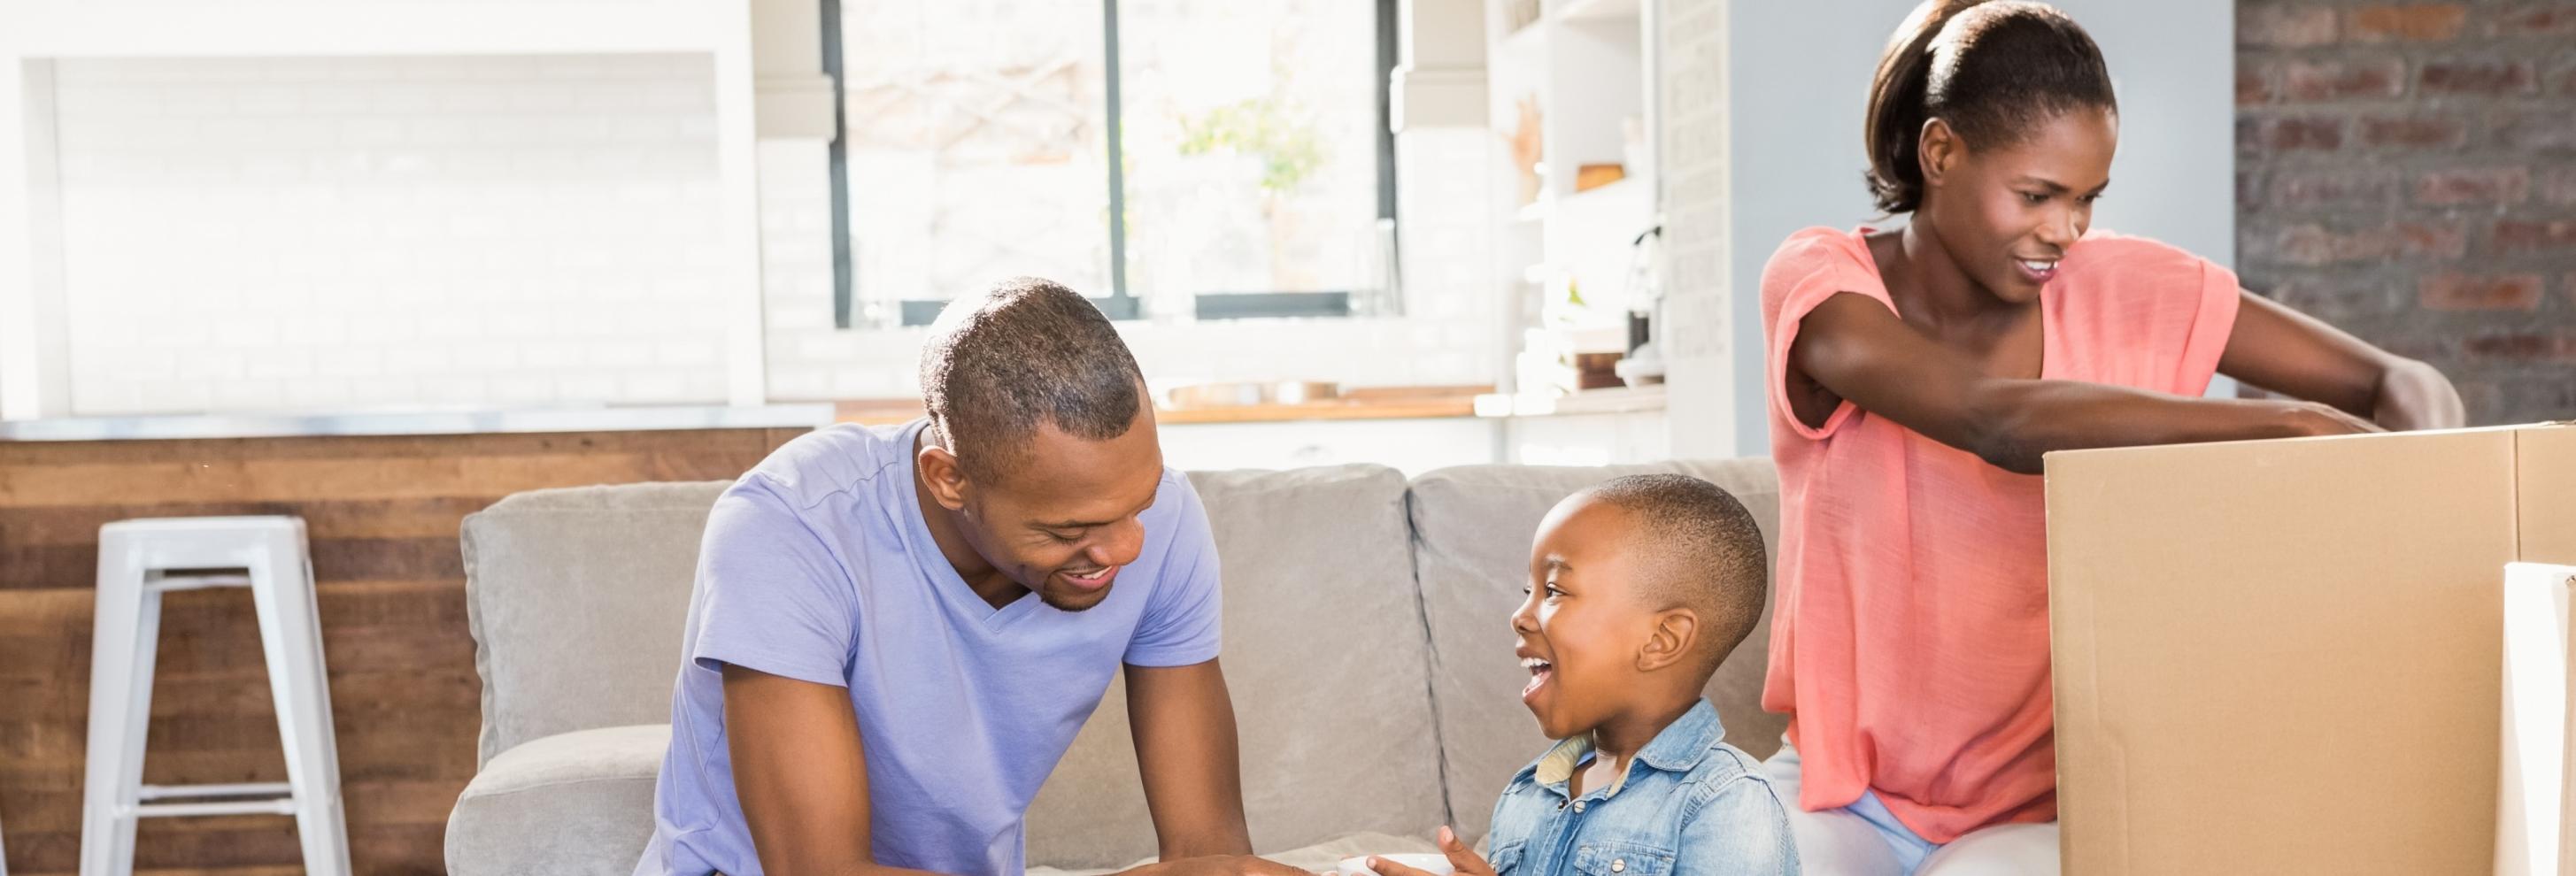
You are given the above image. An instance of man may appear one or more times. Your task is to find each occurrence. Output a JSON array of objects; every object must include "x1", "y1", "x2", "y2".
[{"x1": 635, "y1": 278, "x2": 1303, "y2": 876}]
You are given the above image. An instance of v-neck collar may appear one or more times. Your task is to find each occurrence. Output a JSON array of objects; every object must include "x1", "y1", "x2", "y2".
[
  {"x1": 1855, "y1": 225, "x2": 2061, "y2": 382},
  {"x1": 888, "y1": 419, "x2": 1048, "y2": 634}
]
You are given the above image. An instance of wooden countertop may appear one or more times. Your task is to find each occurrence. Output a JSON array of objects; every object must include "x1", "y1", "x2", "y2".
[{"x1": 837, "y1": 385, "x2": 1492, "y2": 426}]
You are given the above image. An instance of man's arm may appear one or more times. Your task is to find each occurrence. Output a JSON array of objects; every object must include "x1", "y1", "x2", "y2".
[
  {"x1": 1126, "y1": 658, "x2": 1255, "y2": 858},
  {"x1": 722, "y1": 665, "x2": 949, "y2": 876},
  {"x1": 1105, "y1": 658, "x2": 1315, "y2": 875}
]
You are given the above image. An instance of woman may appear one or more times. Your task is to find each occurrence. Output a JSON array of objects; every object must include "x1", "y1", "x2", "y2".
[{"x1": 1755, "y1": 2, "x2": 2463, "y2": 873}]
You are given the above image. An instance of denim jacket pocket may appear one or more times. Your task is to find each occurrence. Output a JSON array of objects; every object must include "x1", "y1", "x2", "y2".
[
  {"x1": 1570, "y1": 839, "x2": 1677, "y2": 876},
  {"x1": 1485, "y1": 840, "x2": 1526, "y2": 876}
]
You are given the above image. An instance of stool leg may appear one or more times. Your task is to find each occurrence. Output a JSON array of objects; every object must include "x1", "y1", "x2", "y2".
[
  {"x1": 248, "y1": 526, "x2": 351, "y2": 876},
  {"x1": 81, "y1": 542, "x2": 157, "y2": 876}
]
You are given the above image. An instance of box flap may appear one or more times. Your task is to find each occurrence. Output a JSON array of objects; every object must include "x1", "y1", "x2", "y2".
[
  {"x1": 2518, "y1": 426, "x2": 2576, "y2": 565},
  {"x1": 2496, "y1": 563, "x2": 2575, "y2": 876}
]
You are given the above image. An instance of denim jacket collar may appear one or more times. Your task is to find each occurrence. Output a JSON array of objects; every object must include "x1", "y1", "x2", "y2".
[{"x1": 1516, "y1": 699, "x2": 1728, "y2": 795}]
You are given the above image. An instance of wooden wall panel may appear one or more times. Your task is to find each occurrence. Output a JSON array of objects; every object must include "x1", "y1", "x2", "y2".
[{"x1": 0, "y1": 426, "x2": 807, "y2": 875}]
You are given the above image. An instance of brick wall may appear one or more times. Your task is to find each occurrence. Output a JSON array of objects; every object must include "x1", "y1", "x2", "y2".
[
  {"x1": 47, "y1": 54, "x2": 733, "y2": 415},
  {"x1": 2238, "y1": 0, "x2": 2576, "y2": 422}
]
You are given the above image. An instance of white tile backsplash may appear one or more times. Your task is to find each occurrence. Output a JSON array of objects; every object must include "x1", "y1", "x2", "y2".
[{"x1": 51, "y1": 53, "x2": 729, "y2": 415}]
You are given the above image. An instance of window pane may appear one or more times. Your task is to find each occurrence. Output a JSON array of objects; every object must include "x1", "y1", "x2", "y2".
[
  {"x1": 1115, "y1": 0, "x2": 1383, "y2": 306},
  {"x1": 841, "y1": 1, "x2": 1111, "y2": 318}
]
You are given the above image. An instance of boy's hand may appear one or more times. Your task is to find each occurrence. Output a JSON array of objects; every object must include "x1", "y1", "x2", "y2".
[{"x1": 1357, "y1": 826, "x2": 1494, "y2": 876}]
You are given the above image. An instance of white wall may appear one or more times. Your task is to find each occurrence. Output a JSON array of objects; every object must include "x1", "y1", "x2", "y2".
[
  {"x1": 45, "y1": 53, "x2": 735, "y2": 414},
  {"x1": 1717, "y1": 0, "x2": 2235, "y2": 455}
]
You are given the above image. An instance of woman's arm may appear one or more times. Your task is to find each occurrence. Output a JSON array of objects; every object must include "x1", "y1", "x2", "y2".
[
  {"x1": 1790, "y1": 292, "x2": 2379, "y2": 475},
  {"x1": 2217, "y1": 290, "x2": 2465, "y2": 432}
]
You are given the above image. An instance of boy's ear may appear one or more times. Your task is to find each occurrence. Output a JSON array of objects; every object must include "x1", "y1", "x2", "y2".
[{"x1": 1638, "y1": 608, "x2": 1701, "y2": 674}]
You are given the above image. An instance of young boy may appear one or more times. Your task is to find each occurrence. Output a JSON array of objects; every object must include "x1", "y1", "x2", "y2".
[{"x1": 1362, "y1": 474, "x2": 1799, "y2": 876}]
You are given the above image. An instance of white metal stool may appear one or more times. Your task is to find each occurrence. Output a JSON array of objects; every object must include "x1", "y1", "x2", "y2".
[{"x1": 81, "y1": 516, "x2": 350, "y2": 876}]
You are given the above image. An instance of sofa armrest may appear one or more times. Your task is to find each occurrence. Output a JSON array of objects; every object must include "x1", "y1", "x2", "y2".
[{"x1": 446, "y1": 724, "x2": 671, "y2": 876}]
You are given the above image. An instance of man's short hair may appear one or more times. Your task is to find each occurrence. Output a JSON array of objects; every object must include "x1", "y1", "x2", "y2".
[
  {"x1": 919, "y1": 277, "x2": 1146, "y2": 479},
  {"x1": 1585, "y1": 473, "x2": 1770, "y2": 672}
]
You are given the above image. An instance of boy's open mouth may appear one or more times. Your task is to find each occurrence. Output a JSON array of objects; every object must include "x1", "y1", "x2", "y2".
[{"x1": 1520, "y1": 656, "x2": 1554, "y2": 700}]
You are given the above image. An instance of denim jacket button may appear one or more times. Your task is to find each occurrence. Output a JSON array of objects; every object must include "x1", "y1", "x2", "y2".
[
  {"x1": 1610, "y1": 859, "x2": 1626, "y2": 873},
  {"x1": 1571, "y1": 801, "x2": 1586, "y2": 813}
]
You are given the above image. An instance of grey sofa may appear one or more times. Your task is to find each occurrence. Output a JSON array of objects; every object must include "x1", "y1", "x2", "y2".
[{"x1": 445, "y1": 459, "x2": 1786, "y2": 874}]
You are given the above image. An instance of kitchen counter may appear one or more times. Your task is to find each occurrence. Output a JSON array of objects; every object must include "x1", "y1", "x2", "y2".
[
  {"x1": 0, "y1": 403, "x2": 835, "y2": 442},
  {"x1": 837, "y1": 385, "x2": 1492, "y2": 426},
  {"x1": 1475, "y1": 384, "x2": 1667, "y2": 418},
  {"x1": 837, "y1": 384, "x2": 1672, "y2": 473}
]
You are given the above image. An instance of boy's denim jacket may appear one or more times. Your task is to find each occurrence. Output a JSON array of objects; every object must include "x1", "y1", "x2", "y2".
[{"x1": 1483, "y1": 700, "x2": 1801, "y2": 875}]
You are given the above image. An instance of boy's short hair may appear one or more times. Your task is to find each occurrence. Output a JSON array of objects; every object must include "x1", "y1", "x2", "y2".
[{"x1": 1585, "y1": 473, "x2": 1770, "y2": 674}]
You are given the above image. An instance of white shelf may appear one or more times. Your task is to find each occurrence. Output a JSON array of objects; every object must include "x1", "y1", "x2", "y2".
[
  {"x1": 1558, "y1": 174, "x2": 1644, "y2": 211},
  {"x1": 1487, "y1": 0, "x2": 1662, "y2": 442},
  {"x1": 1553, "y1": 0, "x2": 1642, "y2": 24}
]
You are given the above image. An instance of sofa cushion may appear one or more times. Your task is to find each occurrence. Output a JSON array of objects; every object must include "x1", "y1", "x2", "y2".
[
  {"x1": 1023, "y1": 465, "x2": 1447, "y2": 868},
  {"x1": 460, "y1": 481, "x2": 730, "y2": 765},
  {"x1": 1406, "y1": 460, "x2": 1785, "y2": 844},
  {"x1": 445, "y1": 724, "x2": 669, "y2": 876}
]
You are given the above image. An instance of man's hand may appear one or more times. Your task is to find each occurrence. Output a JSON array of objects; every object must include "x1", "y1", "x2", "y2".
[
  {"x1": 1129, "y1": 855, "x2": 1315, "y2": 875},
  {"x1": 1351, "y1": 827, "x2": 1493, "y2": 876}
]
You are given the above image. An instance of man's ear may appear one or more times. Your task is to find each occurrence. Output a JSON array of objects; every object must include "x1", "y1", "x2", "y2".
[
  {"x1": 1638, "y1": 608, "x2": 1701, "y2": 674},
  {"x1": 917, "y1": 442, "x2": 972, "y2": 511},
  {"x1": 1918, "y1": 117, "x2": 1962, "y2": 192}
]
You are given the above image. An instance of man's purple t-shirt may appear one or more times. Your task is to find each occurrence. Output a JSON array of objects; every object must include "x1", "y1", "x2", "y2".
[{"x1": 634, "y1": 419, "x2": 1223, "y2": 876}]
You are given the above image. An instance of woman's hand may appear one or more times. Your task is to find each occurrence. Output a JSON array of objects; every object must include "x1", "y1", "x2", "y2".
[
  {"x1": 2370, "y1": 358, "x2": 2466, "y2": 431},
  {"x1": 2279, "y1": 399, "x2": 2385, "y2": 438}
]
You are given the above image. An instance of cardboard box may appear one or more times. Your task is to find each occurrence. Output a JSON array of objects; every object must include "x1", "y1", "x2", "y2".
[
  {"x1": 2046, "y1": 424, "x2": 2576, "y2": 874},
  {"x1": 2499, "y1": 563, "x2": 2576, "y2": 876}
]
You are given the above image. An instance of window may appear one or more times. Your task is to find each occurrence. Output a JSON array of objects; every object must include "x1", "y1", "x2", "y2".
[{"x1": 825, "y1": 0, "x2": 1398, "y2": 327}]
